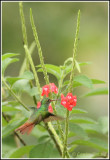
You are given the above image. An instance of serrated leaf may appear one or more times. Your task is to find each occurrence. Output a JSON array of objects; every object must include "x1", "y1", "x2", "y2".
[
  {"x1": 2, "y1": 58, "x2": 19, "y2": 75},
  {"x1": 83, "y1": 87, "x2": 108, "y2": 97},
  {"x1": 71, "y1": 138, "x2": 108, "y2": 152},
  {"x1": 69, "y1": 123, "x2": 88, "y2": 138},
  {"x1": 2, "y1": 53, "x2": 19, "y2": 61},
  {"x1": 71, "y1": 108, "x2": 88, "y2": 114},
  {"x1": 70, "y1": 116, "x2": 97, "y2": 124},
  {"x1": 2, "y1": 117, "x2": 27, "y2": 138},
  {"x1": 29, "y1": 142, "x2": 60, "y2": 158},
  {"x1": 36, "y1": 64, "x2": 61, "y2": 80},
  {"x1": 74, "y1": 75, "x2": 93, "y2": 89},
  {"x1": 2, "y1": 106, "x2": 20, "y2": 112},
  {"x1": 75, "y1": 60, "x2": 81, "y2": 73},
  {"x1": 9, "y1": 145, "x2": 34, "y2": 158}
]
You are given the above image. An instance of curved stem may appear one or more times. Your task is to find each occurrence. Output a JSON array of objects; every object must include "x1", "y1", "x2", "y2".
[{"x1": 2, "y1": 78, "x2": 29, "y2": 111}]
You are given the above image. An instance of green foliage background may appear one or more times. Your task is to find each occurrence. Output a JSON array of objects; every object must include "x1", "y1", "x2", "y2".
[
  {"x1": 2, "y1": 1, "x2": 108, "y2": 158},
  {"x1": 2, "y1": 2, "x2": 108, "y2": 118}
]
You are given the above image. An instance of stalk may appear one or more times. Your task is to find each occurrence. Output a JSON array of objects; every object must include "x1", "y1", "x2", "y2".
[{"x1": 62, "y1": 10, "x2": 80, "y2": 158}]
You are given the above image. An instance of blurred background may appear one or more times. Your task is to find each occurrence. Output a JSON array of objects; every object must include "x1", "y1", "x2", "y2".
[{"x1": 2, "y1": 2, "x2": 108, "y2": 120}]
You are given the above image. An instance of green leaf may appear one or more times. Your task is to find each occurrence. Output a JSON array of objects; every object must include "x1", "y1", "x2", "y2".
[
  {"x1": 6, "y1": 77, "x2": 23, "y2": 86},
  {"x1": 68, "y1": 132, "x2": 76, "y2": 137},
  {"x1": 98, "y1": 116, "x2": 108, "y2": 134},
  {"x1": 2, "y1": 135, "x2": 17, "y2": 158},
  {"x1": 71, "y1": 108, "x2": 88, "y2": 114},
  {"x1": 2, "y1": 105, "x2": 20, "y2": 112},
  {"x1": 74, "y1": 75, "x2": 93, "y2": 89},
  {"x1": 38, "y1": 135, "x2": 50, "y2": 143},
  {"x1": 79, "y1": 123, "x2": 101, "y2": 134},
  {"x1": 63, "y1": 80, "x2": 82, "y2": 88},
  {"x1": 64, "y1": 57, "x2": 73, "y2": 66},
  {"x1": 29, "y1": 87, "x2": 39, "y2": 96},
  {"x1": 9, "y1": 145, "x2": 34, "y2": 158},
  {"x1": 12, "y1": 79, "x2": 31, "y2": 94},
  {"x1": 75, "y1": 60, "x2": 81, "y2": 73},
  {"x1": 2, "y1": 101, "x2": 19, "y2": 107},
  {"x1": 71, "y1": 138, "x2": 108, "y2": 152},
  {"x1": 6, "y1": 71, "x2": 34, "y2": 86},
  {"x1": 2, "y1": 58, "x2": 19, "y2": 75},
  {"x1": 2, "y1": 53, "x2": 19, "y2": 61},
  {"x1": 36, "y1": 64, "x2": 61, "y2": 80},
  {"x1": 83, "y1": 87, "x2": 108, "y2": 97},
  {"x1": 70, "y1": 116, "x2": 97, "y2": 124},
  {"x1": 2, "y1": 116, "x2": 8, "y2": 126},
  {"x1": 69, "y1": 123, "x2": 88, "y2": 138},
  {"x1": 68, "y1": 145, "x2": 78, "y2": 153},
  {"x1": 64, "y1": 78, "x2": 105, "y2": 88},
  {"x1": 63, "y1": 60, "x2": 91, "y2": 78},
  {"x1": 76, "y1": 153, "x2": 96, "y2": 158},
  {"x1": 2, "y1": 117, "x2": 27, "y2": 138},
  {"x1": 56, "y1": 104, "x2": 66, "y2": 117},
  {"x1": 29, "y1": 142, "x2": 60, "y2": 158},
  {"x1": 78, "y1": 61, "x2": 92, "y2": 66},
  {"x1": 91, "y1": 79, "x2": 106, "y2": 84},
  {"x1": 20, "y1": 71, "x2": 34, "y2": 80}
]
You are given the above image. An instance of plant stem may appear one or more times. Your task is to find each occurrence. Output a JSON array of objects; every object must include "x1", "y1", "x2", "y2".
[
  {"x1": 19, "y1": 41, "x2": 36, "y2": 76},
  {"x1": 2, "y1": 112, "x2": 26, "y2": 146},
  {"x1": 2, "y1": 78, "x2": 29, "y2": 111},
  {"x1": 23, "y1": 44, "x2": 63, "y2": 154},
  {"x1": 63, "y1": 10, "x2": 80, "y2": 158},
  {"x1": 19, "y1": 2, "x2": 28, "y2": 47},
  {"x1": 19, "y1": 2, "x2": 29, "y2": 71},
  {"x1": 30, "y1": 8, "x2": 49, "y2": 85},
  {"x1": 45, "y1": 122, "x2": 63, "y2": 156},
  {"x1": 23, "y1": 42, "x2": 65, "y2": 156},
  {"x1": 19, "y1": 2, "x2": 37, "y2": 104},
  {"x1": 30, "y1": 8, "x2": 69, "y2": 156},
  {"x1": 24, "y1": 45, "x2": 41, "y2": 97}
]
